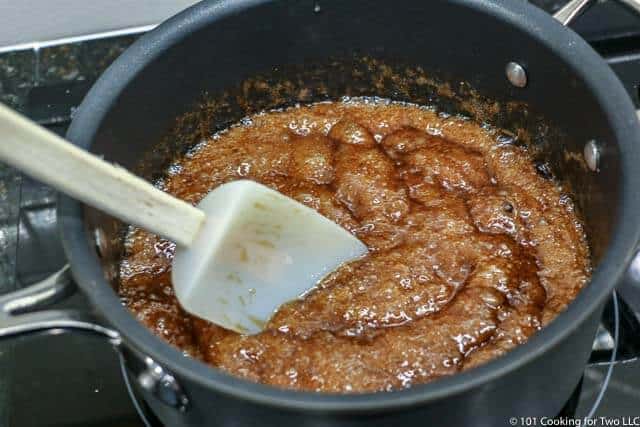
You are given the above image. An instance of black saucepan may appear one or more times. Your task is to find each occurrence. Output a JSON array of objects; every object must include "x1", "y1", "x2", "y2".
[{"x1": 2, "y1": 0, "x2": 640, "y2": 426}]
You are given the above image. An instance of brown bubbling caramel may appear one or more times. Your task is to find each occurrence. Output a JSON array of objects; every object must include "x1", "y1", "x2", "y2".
[{"x1": 118, "y1": 99, "x2": 590, "y2": 393}]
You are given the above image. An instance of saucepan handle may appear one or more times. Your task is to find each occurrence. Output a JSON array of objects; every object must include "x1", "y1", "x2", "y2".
[
  {"x1": 0, "y1": 264, "x2": 120, "y2": 344},
  {"x1": 552, "y1": 0, "x2": 640, "y2": 26}
]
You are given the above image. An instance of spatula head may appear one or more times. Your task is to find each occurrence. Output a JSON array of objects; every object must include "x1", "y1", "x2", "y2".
[{"x1": 171, "y1": 180, "x2": 368, "y2": 334}]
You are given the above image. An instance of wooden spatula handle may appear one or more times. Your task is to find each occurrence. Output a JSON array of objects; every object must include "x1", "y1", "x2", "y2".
[{"x1": 0, "y1": 103, "x2": 204, "y2": 247}]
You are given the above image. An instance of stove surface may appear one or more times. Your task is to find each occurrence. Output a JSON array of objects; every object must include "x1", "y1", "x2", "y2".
[{"x1": 1, "y1": 1, "x2": 639, "y2": 426}]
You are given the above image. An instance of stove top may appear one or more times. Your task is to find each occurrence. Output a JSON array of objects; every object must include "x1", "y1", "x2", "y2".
[{"x1": 1, "y1": 1, "x2": 640, "y2": 426}]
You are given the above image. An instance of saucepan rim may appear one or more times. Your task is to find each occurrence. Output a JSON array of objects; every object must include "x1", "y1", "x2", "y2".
[{"x1": 60, "y1": 0, "x2": 640, "y2": 413}]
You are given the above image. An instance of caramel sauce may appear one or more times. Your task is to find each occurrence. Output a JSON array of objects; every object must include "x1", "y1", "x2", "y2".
[{"x1": 118, "y1": 99, "x2": 590, "y2": 393}]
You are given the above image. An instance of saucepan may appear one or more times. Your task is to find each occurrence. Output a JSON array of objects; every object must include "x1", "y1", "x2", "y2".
[{"x1": 2, "y1": 0, "x2": 640, "y2": 425}]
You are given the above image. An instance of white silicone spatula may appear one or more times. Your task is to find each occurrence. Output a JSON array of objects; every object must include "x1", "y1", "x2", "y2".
[{"x1": 0, "y1": 103, "x2": 367, "y2": 334}]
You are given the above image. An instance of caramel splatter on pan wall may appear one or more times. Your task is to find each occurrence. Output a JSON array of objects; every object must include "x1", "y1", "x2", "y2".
[{"x1": 128, "y1": 57, "x2": 594, "y2": 255}]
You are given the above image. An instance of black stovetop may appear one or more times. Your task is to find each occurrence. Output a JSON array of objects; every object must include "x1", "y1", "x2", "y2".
[{"x1": 1, "y1": 1, "x2": 640, "y2": 426}]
